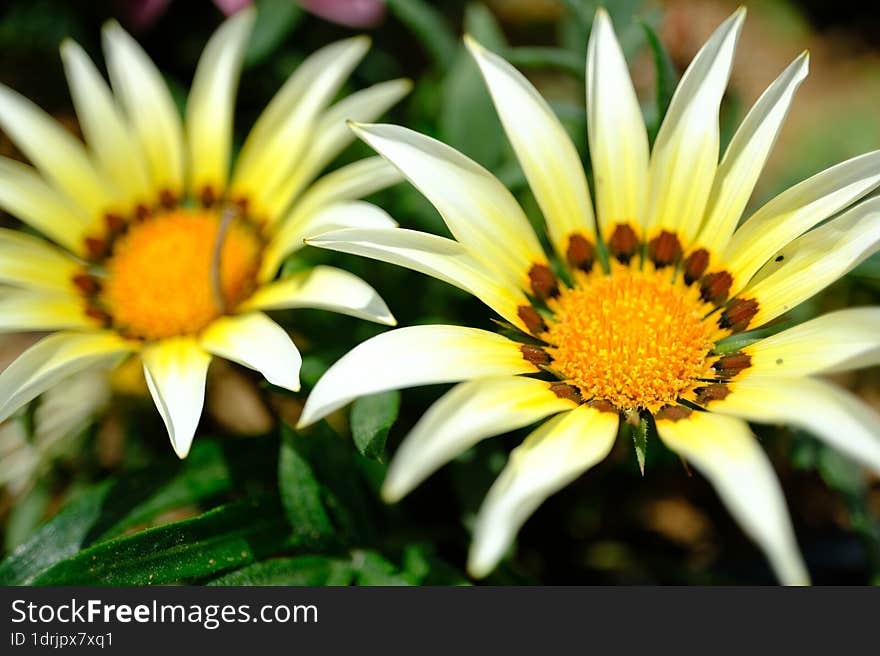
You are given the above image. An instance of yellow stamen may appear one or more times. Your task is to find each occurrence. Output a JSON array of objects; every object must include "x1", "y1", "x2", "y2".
[
  {"x1": 543, "y1": 264, "x2": 726, "y2": 413},
  {"x1": 102, "y1": 209, "x2": 261, "y2": 340}
]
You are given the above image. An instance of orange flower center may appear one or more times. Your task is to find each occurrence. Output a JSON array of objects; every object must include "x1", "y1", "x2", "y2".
[
  {"x1": 542, "y1": 265, "x2": 724, "y2": 413},
  {"x1": 102, "y1": 209, "x2": 262, "y2": 340}
]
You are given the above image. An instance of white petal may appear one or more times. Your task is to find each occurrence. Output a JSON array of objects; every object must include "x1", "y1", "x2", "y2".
[
  {"x1": 743, "y1": 307, "x2": 880, "y2": 377},
  {"x1": 60, "y1": 39, "x2": 152, "y2": 206},
  {"x1": 0, "y1": 228, "x2": 80, "y2": 292},
  {"x1": 200, "y1": 312, "x2": 301, "y2": 391},
  {"x1": 0, "y1": 331, "x2": 133, "y2": 423},
  {"x1": 298, "y1": 325, "x2": 541, "y2": 428},
  {"x1": 696, "y1": 52, "x2": 809, "y2": 250},
  {"x1": 0, "y1": 291, "x2": 97, "y2": 334},
  {"x1": 724, "y1": 150, "x2": 880, "y2": 290},
  {"x1": 241, "y1": 265, "x2": 395, "y2": 326},
  {"x1": 186, "y1": 8, "x2": 255, "y2": 197},
  {"x1": 656, "y1": 411, "x2": 808, "y2": 585},
  {"x1": 468, "y1": 404, "x2": 619, "y2": 578},
  {"x1": 586, "y1": 8, "x2": 649, "y2": 239},
  {"x1": 263, "y1": 200, "x2": 395, "y2": 264},
  {"x1": 305, "y1": 227, "x2": 530, "y2": 330},
  {"x1": 643, "y1": 9, "x2": 745, "y2": 243},
  {"x1": 103, "y1": 20, "x2": 185, "y2": 198},
  {"x1": 744, "y1": 196, "x2": 880, "y2": 328},
  {"x1": 260, "y1": 157, "x2": 402, "y2": 279},
  {"x1": 466, "y1": 36, "x2": 595, "y2": 260},
  {"x1": 142, "y1": 337, "x2": 211, "y2": 458},
  {"x1": 263, "y1": 78, "x2": 412, "y2": 218},
  {"x1": 0, "y1": 157, "x2": 91, "y2": 254},
  {"x1": 709, "y1": 377, "x2": 880, "y2": 476},
  {"x1": 232, "y1": 36, "x2": 370, "y2": 204},
  {"x1": 0, "y1": 84, "x2": 111, "y2": 220},
  {"x1": 383, "y1": 376, "x2": 578, "y2": 503},
  {"x1": 350, "y1": 122, "x2": 545, "y2": 288}
]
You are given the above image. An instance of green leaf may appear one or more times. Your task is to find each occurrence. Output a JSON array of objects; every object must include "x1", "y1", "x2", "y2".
[
  {"x1": 505, "y1": 47, "x2": 584, "y2": 77},
  {"x1": 386, "y1": 0, "x2": 458, "y2": 72},
  {"x1": 350, "y1": 390, "x2": 400, "y2": 461},
  {"x1": 278, "y1": 426, "x2": 335, "y2": 543},
  {"x1": 244, "y1": 0, "x2": 304, "y2": 67},
  {"x1": 640, "y1": 20, "x2": 678, "y2": 142},
  {"x1": 30, "y1": 498, "x2": 294, "y2": 585},
  {"x1": 208, "y1": 555, "x2": 354, "y2": 586},
  {"x1": 629, "y1": 411, "x2": 650, "y2": 476},
  {"x1": 350, "y1": 549, "x2": 412, "y2": 586},
  {"x1": 0, "y1": 439, "x2": 253, "y2": 585},
  {"x1": 439, "y1": 4, "x2": 508, "y2": 168}
]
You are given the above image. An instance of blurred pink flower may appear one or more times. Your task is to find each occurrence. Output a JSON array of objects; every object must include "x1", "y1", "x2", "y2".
[
  {"x1": 299, "y1": 0, "x2": 386, "y2": 28},
  {"x1": 121, "y1": 0, "x2": 385, "y2": 31}
]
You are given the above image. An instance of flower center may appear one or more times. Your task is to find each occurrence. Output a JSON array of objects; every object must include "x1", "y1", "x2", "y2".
[
  {"x1": 542, "y1": 265, "x2": 723, "y2": 413},
  {"x1": 101, "y1": 209, "x2": 262, "y2": 340}
]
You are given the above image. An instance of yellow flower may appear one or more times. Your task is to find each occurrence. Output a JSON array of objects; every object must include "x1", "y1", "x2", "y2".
[
  {"x1": 298, "y1": 8, "x2": 880, "y2": 584},
  {"x1": 0, "y1": 9, "x2": 408, "y2": 458}
]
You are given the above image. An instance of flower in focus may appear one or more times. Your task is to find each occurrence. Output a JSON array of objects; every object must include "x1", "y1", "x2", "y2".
[
  {"x1": 298, "y1": 8, "x2": 880, "y2": 583},
  {"x1": 0, "y1": 8, "x2": 409, "y2": 458}
]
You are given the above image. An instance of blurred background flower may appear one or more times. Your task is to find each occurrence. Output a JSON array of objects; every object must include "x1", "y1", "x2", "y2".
[{"x1": 119, "y1": 0, "x2": 387, "y2": 31}]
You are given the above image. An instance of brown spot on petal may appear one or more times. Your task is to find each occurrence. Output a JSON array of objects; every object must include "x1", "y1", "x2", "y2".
[
  {"x1": 683, "y1": 249, "x2": 710, "y2": 285},
  {"x1": 85, "y1": 307, "x2": 111, "y2": 325},
  {"x1": 694, "y1": 384, "x2": 730, "y2": 405},
  {"x1": 647, "y1": 230, "x2": 683, "y2": 268},
  {"x1": 550, "y1": 382, "x2": 582, "y2": 404},
  {"x1": 700, "y1": 271, "x2": 733, "y2": 305},
  {"x1": 719, "y1": 298, "x2": 759, "y2": 333},
  {"x1": 566, "y1": 234, "x2": 595, "y2": 272},
  {"x1": 159, "y1": 189, "x2": 177, "y2": 208},
  {"x1": 712, "y1": 352, "x2": 752, "y2": 379},
  {"x1": 518, "y1": 305, "x2": 547, "y2": 335},
  {"x1": 200, "y1": 185, "x2": 217, "y2": 208},
  {"x1": 529, "y1": 263, "x2": 558, "y2": 300},
  {"x1": 608, "y1": 223, "x2": 639, "y2": 263},
  {"x1": 134, "y1": 204, "x2": 151, "y2": 222},
  {"x1": 521, "y1": 344, "x2": 551, "y2": 366},
  {"x1": 104, "y1": 212, "x2": 126, "y2": 234},
  {"x1": 655, "y1": 405, "x2": 693, "y2": 422},
  {"x1": 73, "y1": 273, "x2": 100, "y2": 295},
  {"x1": 85, "y1": 237, "x2": 107, "y2": 260},
  {"x1": 588, "y1": 399, "x2": 617, "y2": 414}
]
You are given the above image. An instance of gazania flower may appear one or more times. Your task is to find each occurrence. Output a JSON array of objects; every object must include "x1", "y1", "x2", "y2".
[
  {"x1": 0, "y1": 8, "x2": 408, "y2": 458},
  {"x1": 299, "y1": 8, "x2": 880, "y2": 584}
]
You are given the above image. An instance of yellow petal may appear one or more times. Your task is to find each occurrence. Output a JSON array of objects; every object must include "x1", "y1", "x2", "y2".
[
  {"x1": 643, "y1": 9, "x2": 745, "y2": 244},
  {"x1": 586, "y1": 8, "x2": 649, "y2": 240},
  {"x1": 298, "y1": 325, "x2": 541, "y2": 428},
  {"x1": 656, "y1": 411, "x2": 808, "y2": 585},
  {"x1": 383, "y1": 376, "x2": 579, "y2": 503},
  {"x1": 141, "y1": 337, "x2": 211, "y2": 458},
  {"x1": 232, "y1": 36, "x2": 370, "y2": 204},
  {"x1": 744, "y1": 196, "x2": 880, "y2": 328},
  {"x1": 200, "y1": 312, "x2": 300, "y2": 391},
  {"x1": 466, "y1": 35, "x2": 595, "y2": 259},
  {"x1": 350, "y1": 122, "x2": 545, "y2": 289},
  {"x1": 724, "y1": 150, "x2": 880, "y2": 290},
  {"x1": 60, "y1": 38, "x2": 152, "y2": 207},
  {"x1": 262, "y1": 78, "x2": 412, "y2": 219},
  {"x1": 468, "y1": 404, "x2": 618, "y2": 578},
  {"x1": 305, "y1": 227, "x2": 530, "y2": 330},
  {"x1": 0, "y1": 84, "x2": 112, "y2": 220},
  {"x1": 186, "y1": 8, "x2": 255, "y2": 197},
  {"x1": 0, "y1": 331, "x2": 133, "y2": 423},
  {"x1": 0, "y1": 228, "x2": 80, "y2": 292},
  {"x1": 241, "y1": 265, "x2": 395, "y2": 326},
  {"x1": 103, "y1": 20, "x2": 185, "y2": 198}
]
